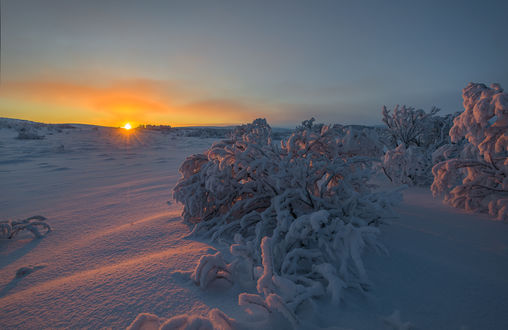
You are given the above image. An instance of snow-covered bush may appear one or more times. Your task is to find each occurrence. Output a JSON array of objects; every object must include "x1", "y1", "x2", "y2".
[
  {"x1": 382, "y1": 144, "x2": 433, "y2": 186},
  {"x1": 381, "y1": 105, "x2": 456, "y2": 186},
  {"x1": 382, "y1": 105, "x2": 450, "y2": 148},
  {"x1": 0, "y1": 215, "x2": 51, "y2": 239},
  {"x1": 296, "y1": 118, "x2": 383, "y2": 158},
  {"x1": 16, "y1": 130, "x2": 45, "y2": 140},
  {"x1": 0, "y1": 118, "x2": 47, "y2": 139},
  {"x1": 432, "y1": 83, "x2": 508, "y2": 220},
  {"x1": 170, "y1": 127, "x2": 232, "y2": 139},
  {"x1": 191, "y1": 251, "x2": 233, "y2": 289},
  {"x1": 173, "y1": 118, "x2": 400, "y2": 323},
  {"x1": 340, "y1": 125, "x2": 384, "y2": 158}
]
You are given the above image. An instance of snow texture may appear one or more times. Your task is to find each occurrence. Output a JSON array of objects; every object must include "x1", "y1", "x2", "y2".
[
  {"x1": 381, "y1": 105, "x2": 452, "y2": 149},
  {"x1": 432, "y1": 83, "x2": 508, "y2": 220},
  {"x1": 127, "y1": 308, "x2": 236, "y2": 330},
  {"x1": 172, "y1": 118, "x2": 400, "y2": 323},
  {"x1": 382, "y1": 143, "x2": 433, "y2": 186},
  {"x1": 191, "y1": 252, "x2": 233, "y2": 289},
  {"x1": 383, "y1": 310, "x2": 414, "y2": 330},
  {"x1": 2, "y1": 116, "x2": 508, "y2": 329},
  {"x1": 0, "y1": 215, "x2": 51, "y2": 239},
  {"x1": 15, "y1": 265, "x2": 46, "y2": 278},
  {"x1": 381, "y1": 105, "x2": 456, "y2": 186}
]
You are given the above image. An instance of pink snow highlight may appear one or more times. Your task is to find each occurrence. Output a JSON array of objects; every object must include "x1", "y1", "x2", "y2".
[{"x1": 432, "y1": 83, "x2": 508, "y2": 220}]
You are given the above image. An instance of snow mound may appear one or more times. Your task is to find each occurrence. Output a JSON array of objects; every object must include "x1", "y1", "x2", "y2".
[
  {"x1": 15, "y1": 264, "x2": 47, "y2": 279},
  {"x1": 383, "y1": 310, "x2": 414, "y2": 330}
]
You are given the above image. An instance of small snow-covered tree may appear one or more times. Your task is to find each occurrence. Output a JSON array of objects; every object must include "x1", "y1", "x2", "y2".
[
  {"x1": 382, "y1": 144, "x2": 433, "y2": 186},
  {"x1": 173, "y1": 118, "x2": 400, "y2": 322},
  {"x1": 340, "y1": 126, "x2": 384, "y2": 158},
  {"x1": 432, "y1": 83, "x2": 508, "y2": 220},
  {"x1": 382, "y1": 105, "x2": 443, "y2": 148},
  {"x1": 297, "y1": 119, "x2": 384, "y2": 159},
  {"x1": 381, "y1": 105, "x2": 456, "y2": 186}
]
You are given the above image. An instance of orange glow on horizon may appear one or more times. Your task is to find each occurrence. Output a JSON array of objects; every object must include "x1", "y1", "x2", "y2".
[{"x1": 0, "y1": 79, "x2": 262, "y2": 128}]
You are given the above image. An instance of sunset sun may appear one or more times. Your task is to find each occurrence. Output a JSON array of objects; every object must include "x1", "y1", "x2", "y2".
[{"x1": 122, "y1": 123, "x2": 132, "y2": 130}]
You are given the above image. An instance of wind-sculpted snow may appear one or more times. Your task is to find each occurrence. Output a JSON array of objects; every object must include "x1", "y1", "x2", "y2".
[
  {"x1": 432, "y1": 83, "x2": 508, "y2": 220},
  {"x1": 2, "y1": 117, "x2": 507, "y2": 329},
  {"x1": 191, "y1": 252, "x2": 233, "y2": 289},
  {"x1": 168, "y1": 118, "x2": 400, "y2": 326},
  {"x1": 127, "y1": 308, "x2": 237, "y2": 330}
]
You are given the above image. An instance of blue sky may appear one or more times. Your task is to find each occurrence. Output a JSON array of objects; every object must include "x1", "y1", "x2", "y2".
[{"x1": 1, "y1": 0, "x2": 507, "y2": 126}]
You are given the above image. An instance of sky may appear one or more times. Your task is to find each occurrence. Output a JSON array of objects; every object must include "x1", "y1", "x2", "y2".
[{"x1": 0, "y1": 0, "x2": 507, "y2": 127}]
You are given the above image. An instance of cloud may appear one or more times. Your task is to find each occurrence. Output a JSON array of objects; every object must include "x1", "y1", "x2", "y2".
[
  {"x1": 0, "y1": 77, "x2": 389, "y2": 127},
  {"x1": 0, "y1": 78, "x2": 262, "y2": 126}
]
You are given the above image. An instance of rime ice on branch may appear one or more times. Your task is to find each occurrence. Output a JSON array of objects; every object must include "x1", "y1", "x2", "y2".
[
  {"x1": 381, "y1": 105, "x2": 455, "y2": 186},
  {"x1": 432, "y1": 83, "x2": 508, "y2": 220},
  {"x1": 173, "y1": 118, "x2": 400, "y2": 320}
]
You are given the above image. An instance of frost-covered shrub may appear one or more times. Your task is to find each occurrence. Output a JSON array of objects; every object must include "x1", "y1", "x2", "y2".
[
  {"x1": 381, "y1": 105, "x2": 456, "y2": 186},
  {"x1": 382, "y1": 105, "x2": 451, "y2": 148},
  {"x1": 295, "y1": 117, "x2": 324, "y2": 132},
  {"x1": 0, "y1": 216, "x2": 51, "y2": 239},
  {"x1": 191, "y1": 251, "x2": 232, "y2": 289},
  {"x1": 170, "y1": 127, "x2": 232, "y2": 139},
  {"x1": 382, "y1": 144, "x2": 433, "y2": 186},
  {"x1": 432, "y1": 83, "x2": 508, "y2": 220},
  {"x1": 16, "y1": 129, "x2": 45, "y2": 140},
  {"x1": 0, "y1": 119, "x2": 48, "y2": 139},
  {"x1": 297, "y1": 119, "x2": 383, "y2": 158},
  {"x1": 173, "y1": 118, "x2": 400, "y2": 323},
  {"x1": 340, "y1": 126, "x2": 384, "y2": 158}
]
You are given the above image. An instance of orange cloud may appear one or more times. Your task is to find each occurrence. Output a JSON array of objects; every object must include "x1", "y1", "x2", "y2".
[{"x1": 0, "y1": 78, "x2": 260, "y2": 126}]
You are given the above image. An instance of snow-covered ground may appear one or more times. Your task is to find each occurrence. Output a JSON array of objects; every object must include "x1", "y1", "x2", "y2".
[{"x1": 1, "y1": 123, "x2": 507, "y2": 329}]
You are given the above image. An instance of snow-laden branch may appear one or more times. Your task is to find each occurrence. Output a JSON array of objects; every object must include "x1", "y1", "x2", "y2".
[
  {"x1": 431, "y1": 83, "x2": 508, "y2": 220},
  {"x1": 381, "y1": 105, "x2": 457, "y2": 186},
  {"x1": 172, "y1": 118, "x2": 400, "y2": 320},
  {"x1": 0, "y1": 215, "x2": 51, "y2": 239}
]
